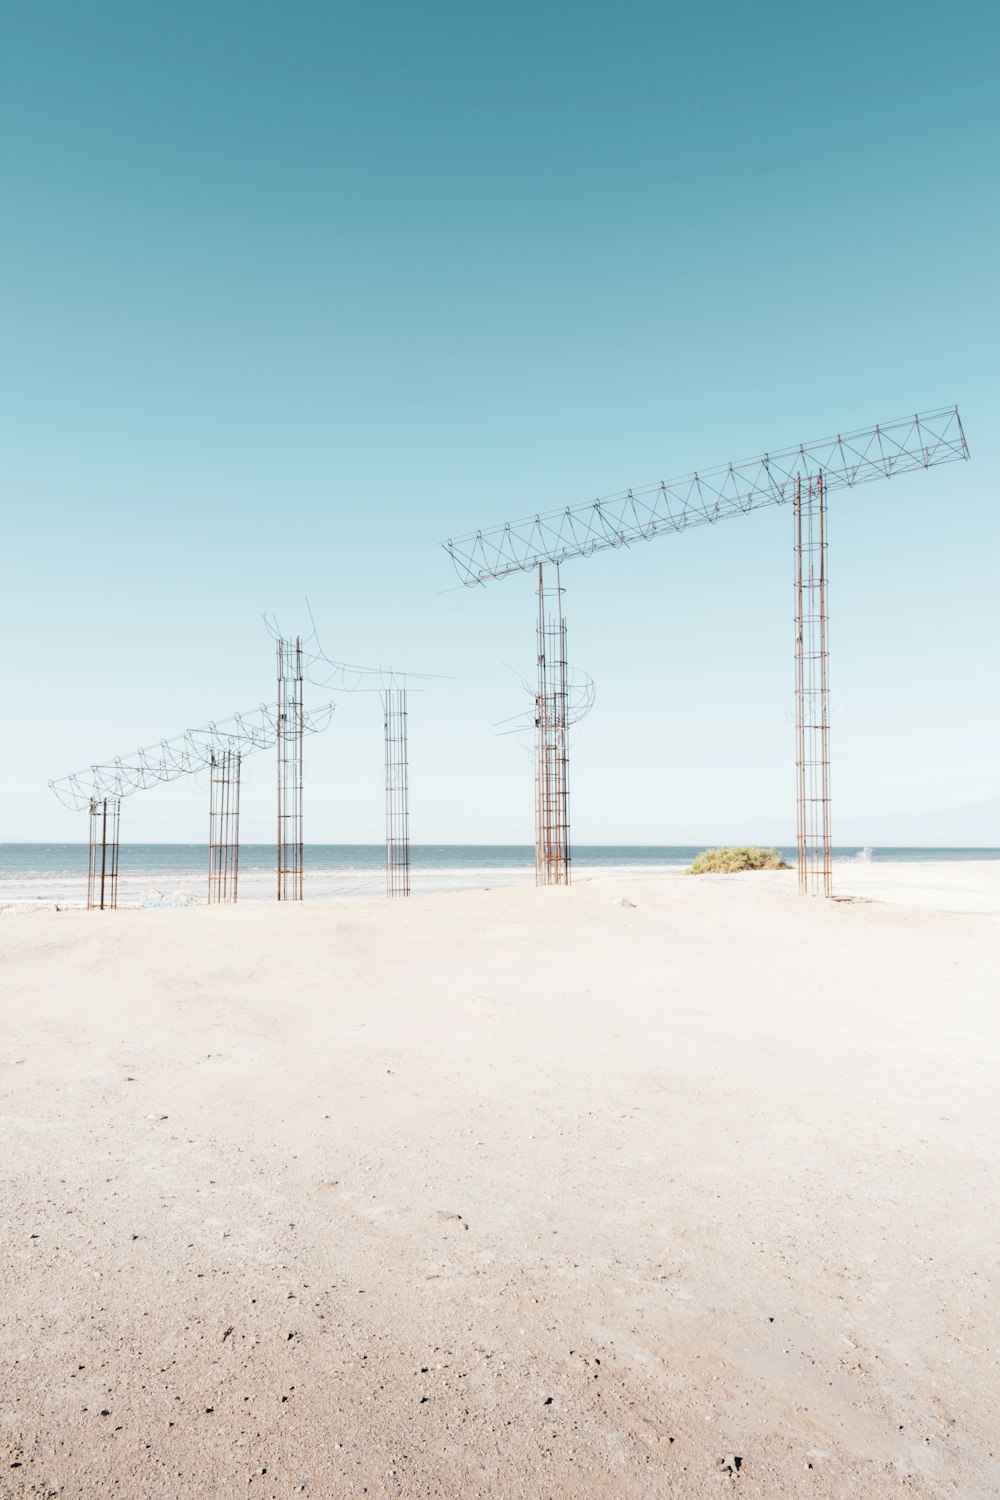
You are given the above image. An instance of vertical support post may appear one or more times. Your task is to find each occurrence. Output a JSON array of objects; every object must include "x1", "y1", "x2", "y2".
[
  {"x1": 383, "y1": 685, "x2": 411, "y2": 897},
  {"x1": 87, "y1": 797, "x2": 120, "y2": 910},
  {"x1": 277, "y1": 637, "x2": 304, "y2": 900},
  {"x1": 794, "y1": 473, "x2": 832, "y2": 897},
  {"x1": 208, "y1": 750, "x2": 241, "y2": 903},
  {"x1": 535, "y1": 562, "x2": 570, "y2": 885}
]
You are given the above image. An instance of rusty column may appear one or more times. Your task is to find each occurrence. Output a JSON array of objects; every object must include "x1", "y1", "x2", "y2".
[
  {"x1": 208, "y1": 749, "x2": 241, "y2": 903},
  {"x1": 794, "y1": 473, "x2": 832, "y2": 896},
  {"x1": 383, "y1": 686, "x2": 411, "y2": 897},
  {"x1": 87, "y1": 797, "x2": 121, "y2": 910},
  {"x1": 277, "y1": 637, "x2": 304, "y2": 900},
  {"x1": 535, "y1": 563, "x2": 570, "y2": 885}
]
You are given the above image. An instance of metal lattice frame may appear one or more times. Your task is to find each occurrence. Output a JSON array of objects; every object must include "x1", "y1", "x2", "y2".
[
  {"x1": 383, "y1": 687, "x2": 410, "y2": 897},
  {"x1": 535, "y1": 564, "x2": 570, "y2": 885},
  {"x1": 263, "y1": 615, "x2": 442, "y2": 893},
  {"x1": 50, "y1": 700, "x2": 335, "y2": 813},
  {"x1": 794, "y1": 476, "x2": 831, "y2": 896},
  {"x1": 443, "y1": 404, "x2": 969, "y2": 902},
  {"x1": 443, "y1": 408, "x2": 968, "y2": 585},
  {"x1": 208, "y1": 750, "x2": 241, "y2": 904},
  {"x1": 277, "y1": 637, "x2": 304, "y2": 901},
  {"x1": 87, "y1": 798, "x2": 120, "y2": 910}
]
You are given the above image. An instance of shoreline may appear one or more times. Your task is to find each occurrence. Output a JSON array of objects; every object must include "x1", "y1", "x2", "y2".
[{"x1": 2, "y1": 856, "x2": 999, "y2": 915}]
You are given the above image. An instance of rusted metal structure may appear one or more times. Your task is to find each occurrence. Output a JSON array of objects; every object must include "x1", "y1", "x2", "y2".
[
  {"x1": 52, "y1": 695, "x2": 334, "y2": 906},
  {"x1": 276, "y1": 637, "x2": 305, "y2": 901},
  {"x1": 494, "y1": 604, "x2": 594, "y2": 856},
  {"x1": 264, "y1": 611, "x2": 449, "y2": 897},
  {"x1": 208, "y1": 750, "x2": 241, "y2": 904},
  {"x1": 266, "y1": 613, "x2": 447, "y2": 900},
  {"x1": 443, "y1": 407, "x2": 970, "y2": 899},
  {"x1": 51, "y1": 700, "x2": 334, "y2": 812},
  {"x1": 794, "y1": 476, "x2": 831, "y2": 895},
  {"x1": 383, "y1": 685, "x2": 410, "y2": 897},
  {"x1": 535, "y1": 563, "x2": 571, "y2": 885},
  {"x1": 87, "y1": 797, "x2": 120, "y2": 910}
]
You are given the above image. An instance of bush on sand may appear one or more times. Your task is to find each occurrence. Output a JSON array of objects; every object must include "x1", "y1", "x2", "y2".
[{"x1": 688, "y1": 846, "x2": 788, "y2": 874}]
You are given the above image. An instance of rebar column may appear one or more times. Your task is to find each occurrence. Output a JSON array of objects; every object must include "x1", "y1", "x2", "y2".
[
  {"x1": 277, "y1": 637, "x2": 304, "y2": 900},
  {"x1": 383, "y1": 686, "x2": 410, "y2": 897},
  {"x1": 87, "y1": 797, "x2": 121, "y2": 910},
  {"x1": 208, "y1": 750, "x2": 241, "y2": 903},
  {"x1": 794, "y1": 473, "x2": 832, "y2": 897},
  {"x1": 535, "y1": 562, "x2": 570, "y2": 885}
]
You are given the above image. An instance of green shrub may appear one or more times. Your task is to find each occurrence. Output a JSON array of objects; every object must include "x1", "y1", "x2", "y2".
[{"x1": 687, "y1": 846, "x2": 788, "y2": 874}]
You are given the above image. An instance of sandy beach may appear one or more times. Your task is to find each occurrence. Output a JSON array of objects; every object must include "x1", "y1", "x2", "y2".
[{"x1": 2, "y1": 868, "x2": 997, "y2": 1499}]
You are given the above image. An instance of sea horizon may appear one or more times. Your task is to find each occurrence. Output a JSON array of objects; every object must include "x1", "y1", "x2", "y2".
[{"x1": 2, "y1": 841, "x2": 999, "y2": 908}]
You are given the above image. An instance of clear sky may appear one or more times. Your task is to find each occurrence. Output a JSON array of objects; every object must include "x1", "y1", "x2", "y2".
[{"x1": 2, "y1": 0, "x2": 997, "y2": 844}]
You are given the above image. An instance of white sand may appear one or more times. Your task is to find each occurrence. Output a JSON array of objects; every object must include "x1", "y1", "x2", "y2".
[
  {"x1": 833, "y1": 859, "x2": 1000, "y2": 915},
  {"x1": 1, "y1": 872, "x2": 997, "y2": 1498}
]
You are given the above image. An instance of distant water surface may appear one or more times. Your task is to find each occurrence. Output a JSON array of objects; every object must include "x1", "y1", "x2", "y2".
[{"x1": 1, "y1": 843, "x2": 998, "y2": 907}]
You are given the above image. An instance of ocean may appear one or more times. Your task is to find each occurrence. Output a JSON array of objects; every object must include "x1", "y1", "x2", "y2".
[{"x1": 1, "y1": 843, "x2": 998, "y2": 907}]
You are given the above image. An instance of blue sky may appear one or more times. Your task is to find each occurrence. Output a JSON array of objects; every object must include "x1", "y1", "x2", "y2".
[{"x1": 2, "y1": 0, "x2": 997, "y2": 843}]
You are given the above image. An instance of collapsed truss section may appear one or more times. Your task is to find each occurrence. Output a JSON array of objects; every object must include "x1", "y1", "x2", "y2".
[{"x1": 49, "y1": 699, "x2": 336, "y2": 813}]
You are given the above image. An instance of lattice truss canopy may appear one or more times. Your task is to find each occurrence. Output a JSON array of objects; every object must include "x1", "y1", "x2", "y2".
[
  {"x1": 444, "y1": 407, "x2": 969, "y2": 585},
  {"x1": 50, "y1": 700, "x2": 336, "y2": 813}
]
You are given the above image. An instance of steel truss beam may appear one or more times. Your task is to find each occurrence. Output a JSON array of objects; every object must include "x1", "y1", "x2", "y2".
[
  {"x1": 50, "y1": 699, "x2": 335, "y2": 814},
  {"x1": 443, "y1": 407, "x2": 968, "y2": 585}
]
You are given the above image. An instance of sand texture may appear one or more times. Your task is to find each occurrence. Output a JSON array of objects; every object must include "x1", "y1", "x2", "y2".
[{"x1": 1, "y1": 872, "x2": 998, "y2": 1498}]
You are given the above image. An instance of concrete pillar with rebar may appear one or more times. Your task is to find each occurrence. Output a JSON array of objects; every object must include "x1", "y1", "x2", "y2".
[{"x1": 794, "y1": 473, "x2": 832, "y2": 896}]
